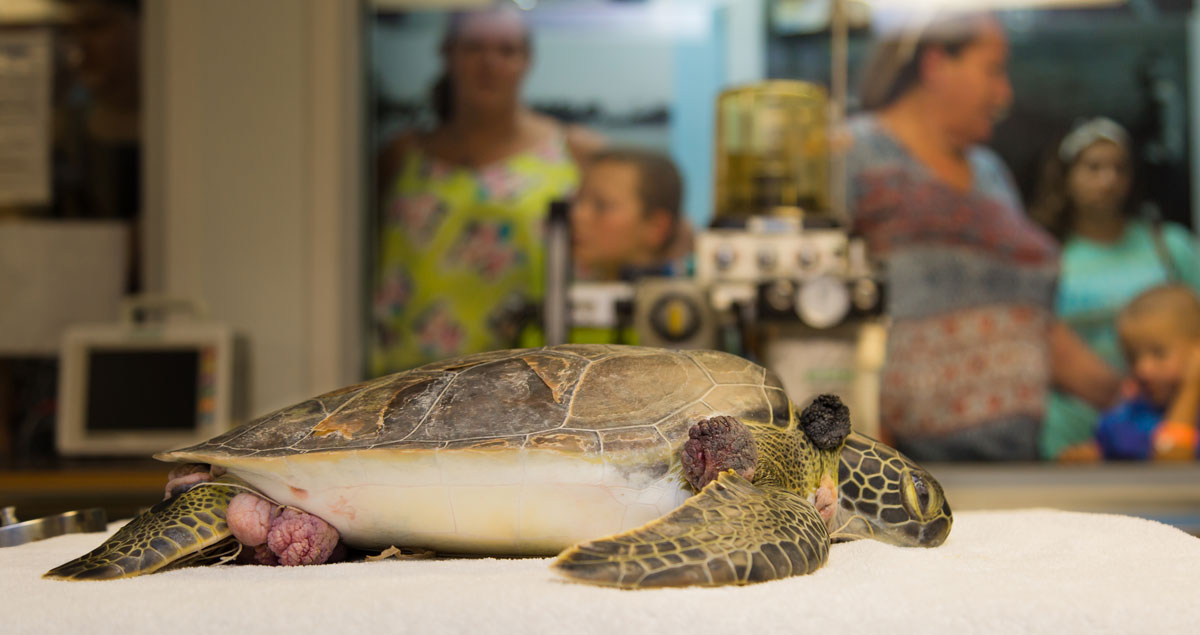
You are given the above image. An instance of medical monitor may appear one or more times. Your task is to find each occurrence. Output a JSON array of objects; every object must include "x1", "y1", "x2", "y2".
[{"x1": 57, "y1": 323, "x2": 237, "y2": 456}]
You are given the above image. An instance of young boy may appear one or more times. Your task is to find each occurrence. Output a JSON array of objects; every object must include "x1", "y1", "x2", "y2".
[
  {"x1": 570, "y1": 148, "x2": 689, "y2": 281},
  {"x1": 1096, "y1": 284, "x2": 1200, "y2": 460}
]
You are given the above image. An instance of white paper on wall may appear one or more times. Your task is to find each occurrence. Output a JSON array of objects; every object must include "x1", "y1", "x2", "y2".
[{"x1": 0, "y1": 28, "x2": 52, "y2": 207}]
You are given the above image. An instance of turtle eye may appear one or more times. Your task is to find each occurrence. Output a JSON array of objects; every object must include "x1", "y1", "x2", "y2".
[
  {"x1": 911, "y1": 473, "x2": 931, "y2": 512},
  {"x1": 901, "y1": 470, "x2": 934, "y2": 519}
]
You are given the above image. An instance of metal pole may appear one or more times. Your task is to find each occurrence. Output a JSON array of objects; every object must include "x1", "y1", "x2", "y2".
[
  {"x1": 830, "y1": 0, "x2": 849, "y2": 221},
  {"x1": 543, "y1": 200, "x2": 571, "y2": 346}
]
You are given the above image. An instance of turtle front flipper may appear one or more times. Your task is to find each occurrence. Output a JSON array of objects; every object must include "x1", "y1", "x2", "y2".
[
  {"x1": 553, "y1": 471, "x2": 829, "y2": 589},
  {"x1": 44, "y1": 483, "x2": 242, "y2": 581}
]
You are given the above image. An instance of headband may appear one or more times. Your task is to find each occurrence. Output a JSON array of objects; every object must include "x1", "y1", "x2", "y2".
[{"x1": 1058, "y1": 117, "x2": 1130, "y2": 163}]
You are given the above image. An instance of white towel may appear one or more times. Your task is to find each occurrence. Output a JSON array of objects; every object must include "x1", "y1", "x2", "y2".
[{"x1": 3, "y1": 509, "x2": 1198, "y2": 634}]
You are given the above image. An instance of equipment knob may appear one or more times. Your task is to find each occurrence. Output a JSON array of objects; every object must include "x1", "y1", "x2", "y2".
[
  {"x1": 715, "y1": 245, "x2": 737, "y2": 271},
  {"x1": 796, "y1": 244, "x2": 819, "y2": 271},
  {"x1": 757, "y1": 248, "x2": 778, "y2": 272}
]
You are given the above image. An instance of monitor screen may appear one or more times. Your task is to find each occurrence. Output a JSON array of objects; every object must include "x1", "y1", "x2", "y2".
[
  {"x1": 85, "y1": 348, "x2": 206, "y2": 432},
  {"x1": 57, "y1": 323, "x2": 235, "y2": 456}
]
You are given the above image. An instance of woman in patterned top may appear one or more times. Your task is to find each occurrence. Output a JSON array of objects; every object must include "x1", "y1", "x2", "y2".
[
  {"x1": 372, "y1": 8, "x2": 603, "y2": 373},
  {"x1": 845, "y1": 12, "x2": 1119, "y2": 460}
]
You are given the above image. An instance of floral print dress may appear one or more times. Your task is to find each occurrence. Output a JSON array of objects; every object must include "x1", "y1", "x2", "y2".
[{"x1": 371, "y1": 132, "x2": 578, "y2": 374}]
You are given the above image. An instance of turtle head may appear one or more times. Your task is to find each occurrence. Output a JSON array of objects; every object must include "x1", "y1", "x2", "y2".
[{"x1": 830, "y1": 433, "x2": 952, "y2": 547}]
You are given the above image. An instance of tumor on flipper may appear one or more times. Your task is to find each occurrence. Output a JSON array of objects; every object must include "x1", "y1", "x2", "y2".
[
  {"x1": 267, "y1": 508, "x2": 340, "y2": 566},
  {"x1": 680, "y1": 416, "x2": 758, "y2": 490}
]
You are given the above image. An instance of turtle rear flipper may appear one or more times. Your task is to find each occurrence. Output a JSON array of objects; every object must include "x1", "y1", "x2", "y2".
[
  {"x1": 44, "y1": 483, "x2": 241, "y2": 581},
  {"x1": 553, "y1": 471, "x2": 829, "y2": 589}
]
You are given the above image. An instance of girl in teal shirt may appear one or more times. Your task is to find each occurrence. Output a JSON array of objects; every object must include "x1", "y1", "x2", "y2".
[{"x1": 1030, "y1": 117, "x2": 1200, "y2": 460}]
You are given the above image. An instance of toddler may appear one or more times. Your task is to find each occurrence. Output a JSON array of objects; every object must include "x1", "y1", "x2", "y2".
[
  {"x1": 570, "y1": 148, "x2": 689, "y2": 281},
  {"x1": 1096, "y1": 284, "x2": 1200, "y2": 460}
]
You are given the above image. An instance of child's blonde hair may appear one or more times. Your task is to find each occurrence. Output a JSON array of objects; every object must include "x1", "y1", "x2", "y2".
[{"x1": 1118, "y1": 284, "x2": 1200, "y2": 338}]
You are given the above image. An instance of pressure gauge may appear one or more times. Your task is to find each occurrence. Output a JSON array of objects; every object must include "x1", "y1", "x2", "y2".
[
  {"x1": 764, "y1": 279, "x2": 796, "y2": 313},
  {"x1": 648, "y1": 293, "x2": 703, "y2": 343},
  {"x1": 796, "y1": 275, "x2": 851, "y2": 329}
]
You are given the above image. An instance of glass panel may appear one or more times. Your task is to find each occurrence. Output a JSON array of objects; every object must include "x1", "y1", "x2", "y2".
[
  {"x1": 364, "y1": 2, "x2": 720, "y2": 374},
  {"x1": 360, "y1": 0, "x2": 1198, "y2": 467}
]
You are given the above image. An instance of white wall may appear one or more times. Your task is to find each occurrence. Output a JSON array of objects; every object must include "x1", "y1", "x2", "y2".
[
  {"x1": 146, "y1": 0, "x2": 361, "y2": 418},
  {"x1": 724, "y1": 0, "x2": 765, "y2": 86},
  {"x1": 370, "y1": 11, "x2": 675, "y2": 119}
]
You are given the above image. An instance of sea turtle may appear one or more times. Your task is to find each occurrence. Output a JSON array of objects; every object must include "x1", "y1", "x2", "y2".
[{"x1": 45, "y1": 344, "x2": 951, "y2": 588}]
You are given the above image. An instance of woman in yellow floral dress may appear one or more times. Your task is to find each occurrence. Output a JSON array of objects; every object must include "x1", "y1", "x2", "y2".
[{"x1": 372, "y1": 9, "x2": 602, "y2": 374}]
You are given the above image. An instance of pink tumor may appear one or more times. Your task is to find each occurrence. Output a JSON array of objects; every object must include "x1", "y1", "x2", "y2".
[
  {"x1": 815, "y1": 474, "x2": 838, "y2": 527},
  {"x1": 223, "y1": 491, "x2": 341, "y2": 567},
  {"x1": 163, "y1": 472, "x2": 210, "y2": 500},
  {"x1": 163, "y1": 464, "x2": 228, "y2": 500},
  {"x1": 267, "y1": 508, "x2": 340, "y2": 566},
  {"x1": 227, "y1": 492, "x2": 279, "y2": 547}
]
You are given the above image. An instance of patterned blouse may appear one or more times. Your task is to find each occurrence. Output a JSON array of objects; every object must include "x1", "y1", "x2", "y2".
[
  {"x1": 846, "y1": 115, "x2": 1060, "y2": 461},
  {"x1": 371, "y1": 131, "x2": 579, "y2": 374}
]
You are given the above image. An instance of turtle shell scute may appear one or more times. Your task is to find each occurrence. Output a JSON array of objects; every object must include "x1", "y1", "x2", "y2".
[
  {"x1": 564, "y1": 353, "x2": 712, "y2": 430},
  {"x1": 403, "y1": 357, "x2": 570, "y2": 441}
]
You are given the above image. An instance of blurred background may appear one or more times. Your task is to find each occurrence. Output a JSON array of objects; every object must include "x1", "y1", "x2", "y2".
[{"x1": 0, "y1": 0, "x2": 1197, "y2": 536}]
